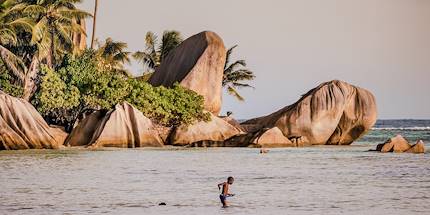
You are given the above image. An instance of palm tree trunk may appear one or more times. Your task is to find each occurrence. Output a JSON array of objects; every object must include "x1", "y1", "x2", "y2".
[
  {"x1": 46, "y1": 29, "x2": 55, "y2": 68},
  {"x1": 90, "y1": 0, "x2": 98, "y2": 49},
  {"x1": 22, "y1": 55, "x2": 39, "y2": 101}
]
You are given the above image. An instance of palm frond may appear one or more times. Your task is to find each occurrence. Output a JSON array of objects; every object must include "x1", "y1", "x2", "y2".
[
  {"x1": 159, "y1": 30, "x2": 182, "y2": 62},
  {"x1": 31, "y1": 16, "x2": 48, "y2": 44},
  {"x1": 227, "y1": 85, "x2": 244, "y2": 101},
  {"x1": 0, "y1": 44, "x2": 25, "y2": 82},
  {"x1": 224, "y1": 59, "x2": 246, "y2": 74},
  {"x1": 225, "y1": 45, "x2": 237, "y2": 70},
  {"x1": 23, "y1": 4, "x2": 46, "y2": 15}
]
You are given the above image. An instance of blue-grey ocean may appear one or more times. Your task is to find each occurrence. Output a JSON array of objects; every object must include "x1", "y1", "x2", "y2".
[{"x1": 1, "y1": 120, "x2": 429, "y2": 215}]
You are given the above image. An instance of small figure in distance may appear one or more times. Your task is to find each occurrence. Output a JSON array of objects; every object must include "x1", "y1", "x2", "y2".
[
  {"x1": 217, "y1": 176, "x2": 235, "y2": 208},
  {"x1": 260, "y1": 148, "x2": 269, "y2": 154}
]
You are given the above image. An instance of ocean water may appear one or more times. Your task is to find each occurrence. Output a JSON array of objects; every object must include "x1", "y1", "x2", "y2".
[{"x1": 0, "y1": 120, "x2": 429, "y2": 215}]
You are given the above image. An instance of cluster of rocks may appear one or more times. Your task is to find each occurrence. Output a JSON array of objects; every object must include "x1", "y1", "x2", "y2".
[
  {"x1": 0, "y1": 31, "x2": 404, "y2": 151},
  {"x1": 375, "y1": 135, "x2": 425, "y2": 154}
]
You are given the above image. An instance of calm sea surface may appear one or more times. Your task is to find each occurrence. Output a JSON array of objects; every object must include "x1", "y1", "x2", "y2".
[{"x1": 1, "y1": 120, "x2": 430, "y2": 215}]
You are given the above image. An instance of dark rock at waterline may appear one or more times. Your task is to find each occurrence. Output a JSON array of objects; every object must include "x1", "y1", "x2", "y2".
[
  {"x1": 149, "y1": 31, "x2": 226, "y2": 115},
  {"x1": 242, "y1": 80, "x2": 377, "y2": 146}
]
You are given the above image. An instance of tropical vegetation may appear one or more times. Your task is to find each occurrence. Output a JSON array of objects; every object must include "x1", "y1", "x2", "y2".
[
  {"x1": 133, "y1": 30, "x2": 183, "y2": 73},
  {"x1": 0, "y1": 0, "x2": 255, "y2": 129},
  {"x1": 0, "y1": 0, "x2": 208, "y2": 129},
  {"x1": 223, "y1": 45, "x2": 255, "y2": 101}
]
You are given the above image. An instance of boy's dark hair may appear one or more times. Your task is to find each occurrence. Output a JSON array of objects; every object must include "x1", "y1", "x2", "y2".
[{"x1": 227, "y1": 176, "x2": 234, "y2": 181}]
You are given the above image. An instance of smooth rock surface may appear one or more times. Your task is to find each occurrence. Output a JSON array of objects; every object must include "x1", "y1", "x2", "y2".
[
  {"x1": 405, "y1": 140, "x2": 425, "y2": 154},
  {"x1": 66, "y1": 102, "x2": 163, "y2": 148},
  {"x1": 380, "y1": 135, "x2": 411, "y2": 153},
  {"x1": 0, "y1": 91, "x2": 63, "y2": 150},
  {"x1": 65, "y1": 111, "x2": 105, "y2": 146},
  {"x1": 171, "y1": 112, "x2": 242, "y2": 146},
  {"x1": 251, "y1": 127, "x2": 294, "y2": 148},
  {"x1": 149, "y1": 31, "x2": 226, "y2": 114},
  {"x1": 243, "y1": 80, "x2": 377, "y2": 145}
]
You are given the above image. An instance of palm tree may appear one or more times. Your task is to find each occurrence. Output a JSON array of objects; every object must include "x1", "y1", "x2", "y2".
[
  {"x1": 133, "y1": 30, "x2": 183, "y2": 74},
  {"x1": 96, "y1": 37, "x2": 131, "y2": 75},
  {"x1": 159, "y1": 30, "x2": 182, "y2": 63},
  {"x1": 223, "y1": 45, "x2": 255, "y2": 101},
  {"x1": 0, "y1": 0, "x2": 35, "y2": 99},
  {"x1": 24, "y1": 0, "x2": 91, "y2": 68},
  {"x1": 133, "y1": 31, "x2": 158, "y2": 72}
]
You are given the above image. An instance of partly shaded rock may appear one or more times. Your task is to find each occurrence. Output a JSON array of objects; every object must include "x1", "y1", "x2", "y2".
[
  {"x1": 149, "y1": 31, "x2": 226, "y2": 114},
  {"x1": 251, "y1": 127, "x2": 294, "y2": 148},
  {"x1": 221, "y1": 116, "x2": 245, "y2": 132},
  {"x1": 405, "y1": 140, "x2": 425, "y2": 154},
  {"x1": 242, "y1": 80, "x2": 377, "y2": 145},
  {"x1": 66, "y1": 102, "x2": 163, "y2": 148},
  {"x1": 380, "y1": 135, "x2": 411, "y2": 153},
  {"x1": 224, "y1": 127, "x2": 297, "y2": 148},
  {"x1": 0, "y1": 91, "x2": 63, "y2": 150},
  {"x1": 49, "y1": 126, "x2": 68, "y2": 147},
  {"x1": 65, "y1": 111, "x2": 105, "y2": 146},
  {"x1": 171, "y1": 112, "x2": 242, "y2": 146}
]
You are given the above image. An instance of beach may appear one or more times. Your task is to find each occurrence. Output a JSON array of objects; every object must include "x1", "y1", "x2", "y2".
[{"x1": 1, "y1": 120, "x2": 429, "y2": 215}]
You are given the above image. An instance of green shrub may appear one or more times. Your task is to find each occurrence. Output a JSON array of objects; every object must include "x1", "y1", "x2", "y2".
[{"x1": 127, "y1": 79, "x2": 210, "y2": 126}]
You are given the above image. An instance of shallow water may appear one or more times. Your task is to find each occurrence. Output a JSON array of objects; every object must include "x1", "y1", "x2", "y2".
[{"x1": 1, "y1": 145, "x2": 430, "y2": 215}]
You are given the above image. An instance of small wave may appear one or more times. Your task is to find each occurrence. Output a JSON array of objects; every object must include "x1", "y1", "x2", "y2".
[{"x1": 372, "y1": 127, "x2": 430, "y2": 131}]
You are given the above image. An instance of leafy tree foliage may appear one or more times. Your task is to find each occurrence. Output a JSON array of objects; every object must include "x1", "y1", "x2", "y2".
[{"x1": 33, "y1": 50, "x2": 209, "y2": 131}]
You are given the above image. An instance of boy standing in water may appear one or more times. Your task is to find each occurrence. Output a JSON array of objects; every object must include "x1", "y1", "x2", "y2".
[{"x1": 218, "y1": 176, "x2": 235, "y2": 207}]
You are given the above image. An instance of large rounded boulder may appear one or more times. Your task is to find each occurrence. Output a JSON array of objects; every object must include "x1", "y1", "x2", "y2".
[
  {"x1": 171, "y1": 112, "x2": 242, "y2": 146},
  {"x1": 149, "y1": 31, "x2": 226, "y2": 115},
  {"x1": 0, "y1": 91, "x2": 65, "y2": 150},
  {"x1": 242, "y1": 80, "x2": 377, "y2": 145},
  {"x1": 66, "y1": 102, "x2": 163, "y2": 148}
]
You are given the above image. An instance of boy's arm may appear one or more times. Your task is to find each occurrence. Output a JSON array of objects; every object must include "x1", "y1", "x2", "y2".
[{"x1": 217, "y1": 183, "x2": 224, "y2": 190}]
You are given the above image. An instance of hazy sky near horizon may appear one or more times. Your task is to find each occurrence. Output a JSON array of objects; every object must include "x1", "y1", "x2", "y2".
[{"x1": 78, "y1": 0, "x2": 430, "y2": 119}]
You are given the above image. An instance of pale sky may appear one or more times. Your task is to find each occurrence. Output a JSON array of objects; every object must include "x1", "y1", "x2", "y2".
[{"x1": 78, "y1": 0, "x2": 430, "y2": 119}]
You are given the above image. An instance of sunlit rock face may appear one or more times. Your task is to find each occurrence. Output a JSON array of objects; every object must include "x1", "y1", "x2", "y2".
[
  {"x1": 66, "y1": 102, "x2": 163, "y2": 148},
  {"x1": 376, "y1": 136, "x2": 425, "y2": 154},
  {"x1": 171, "y1": 112, "x2": 242, "y2": 146},
  {"x1": 242, "y1": 80, "x2": 378, "y2": 145},
  {"x1": 0, "y1": 91, "x2": 65, "y2": 150},
  {"x1": 149, "y1": 31, "x2": 227, "y2": 115}
]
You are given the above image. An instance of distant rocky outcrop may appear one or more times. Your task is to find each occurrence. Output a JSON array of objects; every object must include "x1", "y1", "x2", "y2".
[
  {"x1": 0, "y1": 91, "x2": 65, "y2": 150},
  {"x1": 66, "y1": 102, "x2": 163, "y2": 148},
  {"x1": 242, "y1": 80, "x2": 377, "y2": 145},
  {"x1": 171, "y1": 112, "x2": 242, "y2": 146},
  {"x1": 375, "y1": 135, "x2": 425, "y2": 153},
  {"x1": 380, "y1": 135, "x2": 411, "y2": 153},
  {"x1": 149, "y1": 31, "x2": 226, "y2": 115}
]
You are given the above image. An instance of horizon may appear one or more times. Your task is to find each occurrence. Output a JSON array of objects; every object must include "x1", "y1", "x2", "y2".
[{"x1": 78, "y1": 0, "x2": 430, "y2": 120}]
